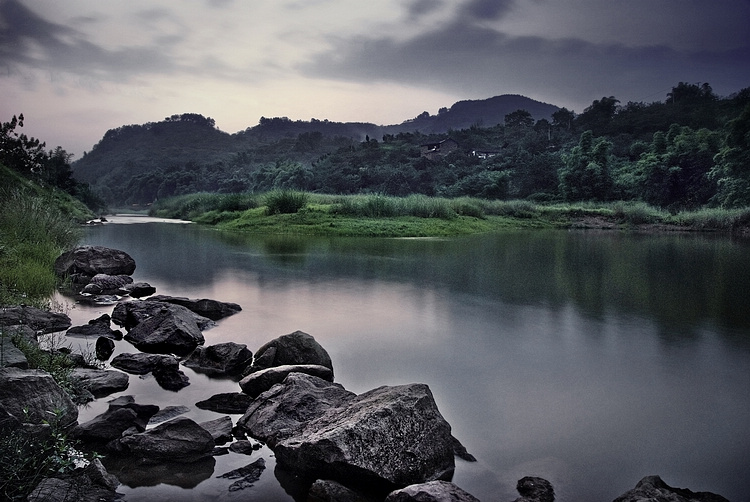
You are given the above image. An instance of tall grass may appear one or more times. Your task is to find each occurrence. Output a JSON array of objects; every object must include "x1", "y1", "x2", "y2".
[
  {"x1": 264, "y1": 190, "x2": 309, "y2": 215},
  {"x1": 150, "y1": 192, "x2": 260, "y2": 219},
  {"x1": 0, "y1": 189, "x2": 80, "y2": 306}
]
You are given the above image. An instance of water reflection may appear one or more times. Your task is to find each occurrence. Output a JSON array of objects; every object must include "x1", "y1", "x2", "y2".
[{"x1": 76, "y1": 220, "x2": 750, "y2": 502}]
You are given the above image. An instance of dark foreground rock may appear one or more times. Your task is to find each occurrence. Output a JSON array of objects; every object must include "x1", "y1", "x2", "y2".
[
  {"x1": 385, "y1": 480, "x2": 481, "y2": 502},
  {"x1": 121, "y1": 281, "x2": 156, "y2": 298},
  {"x1": 308, "y1": 479, "x2": 371, "y2": 502},
  {"x1": 239, "y1": 363, "x2": 333, "y2": 398},
  {"x1": 54, "y1": 245, "x2": 136, "y2": 283},
  {"x1": 0, "y1": 367, "x2": 78, "y2": 429},
  {"x1": 70, "y1": 368, "x2": 129, "y2": 398},
  {"x1": 111, "y1": 300, "x2": 214, "y2": 331},
  {"x1": 613, "y1": 475, "x2": 730, "y2": 502},
  {"x1": 199, "y1": 416, "x2": 234, "y2": 445},
  {"x1": 513, "y1": 476, "x2": 555, "y2": 502},
  {"x1": 27, "y1": 459, "x2": 119, "y2": 502},
  {"x1": 114, "y1": 416, "x2": 215, "y2": 463},
  {"x1": 72, "y1": 395, "x2": 158, "y2": 443},
  {"x1": 147, "y1": 295, "x2": 242, "y2": 320},
  {"x1": 110, "y1": 352, "x2": 178, "y2": 374},
  {"x1": 182, "y1": 342, "x2": 253, "y2": 377},
  {"x1": 0, "y1": 305, "x2": 72, "y2": 334},
  {"x1": 121, "y1": 303, "x2": 205, "y2": 356},
  {"x1": 247, "y1": 330, "x2": 334, "y2": 376}
]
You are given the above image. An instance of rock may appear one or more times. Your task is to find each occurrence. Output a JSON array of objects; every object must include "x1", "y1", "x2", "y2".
[
  {"x1": 101, "y1": 455, "x2": 215, "y2": 489},
  {"x1": 54, "y1": 245, "x2": 136, "y2": 281},
  {"x1": 238, "y1": 373, "x2": 356, "y2": 447},
  {"x1": 0, "y1": 330, "x2": 28, "y2": 368},
  {"x1": 66, "y1": 314, "x2": 123, "y2": 340},
  {"x1": 273, "y1": 383, "x2": 455, "y2": 490},
  {"x1": 217, "y1": 457, "x2": 266, "y2": 491},
  {"x1": 75, "y1": 294, "x2": 119, "y2": 306},
  {"x1": 110, "y1": 352, "x2": 179, "y2": 374},
  {"x1": 121, "y1": 282, "x2": 156, "y2": 298},
  {"x1": 27, "y1": 459, "x2": 119, "y2": 502},
  {"x1": 308, "y1": 479, "x2": 371, "y2": 502},
  {"x1": 183, "y1": 342, "x2": 253, "y2": 377},
  {"x1": 512, "y1": 476, "x2": 555, "y2": 502},
  {"x1": 239, "y1": 363, "x2": 334, "y2": 398},
  {"x1": 70, "y1": 368, "x2": 129, "y2": 398},
  {"x1": 247, "y1": 330, "x2": 333, "y2": 376},
  {"x1": 80, "y1": 274, "x2": 133, "y2": 295},
  {"x1": 0, "y1": 367, "x2": 78, "y2": 429},
  {"x1": 148, "y1": 405, "x2": 191, "y2": 425},
  {"x1": 113, "y1": 298, "x2": 214, "y2": 330},
  {"x1": 0, "y1": 305, "x2": 71, "y2": 334},
  {"x1": 107, "y1": 395, "x2": 159, "y2": 430},
  {"x1": 385, "y1": 480, "x2": 481, "y2": 502},
  {"x1": 195, "y1": 392, "x2": 254, "y2": 414},
  {"x1": 115, "y1": 416, "x2": 215, "y2": 463},
  {"x1": 72, "y1": 407, "x2": 140, "y2": 443},
  {"x1": 147, "y1": 295, "x2": 242, "y2": 320},
  {"x1": 228, "y1": 439, "x2": 261, "y2": 455},
  {"x1": 151, "y1": 357, "x2": 190, "y2": 391},
  {"x1": 199, "y1": 416, "x2": 234, "y2": 445},
  {"x1": 613, "y1": 475, "x2": 730, "y2": 502},
  {"x1": 122, "y1": 303, "x2": 205, "y2": 356},
  {"x1": 96, "y1": 336, "x2": 116, "y2": 360}
]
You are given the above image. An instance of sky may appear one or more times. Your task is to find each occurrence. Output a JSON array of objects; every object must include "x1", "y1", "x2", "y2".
[{"x1": 2, "y1": 0, "x2": 749, "y2": 158}]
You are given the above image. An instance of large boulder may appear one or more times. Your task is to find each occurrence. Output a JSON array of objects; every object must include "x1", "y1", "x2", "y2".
[
  {"x1": 273, "y1": 383, "x2": 455, "y2": 489},
  {"x1": 385, "y1": 481, "x2": 481, "y2": 502},
  {"x1": 70, "y1": 368, "x2": 129, "y2": 398},
  {"x1": 54, "y1": 245, "x2": 136, "y2": 282},
  {"x1": 112, "y1": 300, "x2": 214, "y2": 331},
  {"x1": 27, "y1": 458, "x2": 119, "y2": 502},
  {"x1": 239, "y1": 364, "x2": 333, "y2": 398},
  {"x1": 146, "y1": 295, "x2": 242, "y2": 320},
  {"x1": 0, "y1": 367, "x2": 78, "y2": 429},
  {"x1": 72, "y1": 396, "x2": 157, "y2": 444},
  {"x1": 247, "y1": 330, "x2": 333, "y2": 376},
  {"x1": 115, "y1": 416, "x2": 215, "y2": 463},
  {"x1": 238, "y1": 373, "x2": 356, "y2": 447},
  {"x1": 182, "y1": 342, "x2": 253, "y2": 377},
  {"x1": 80, "y1": 274, "x2": 133, "y2": 295},
  {"x1": 0, "y1": 305, "x2": 71, "y2": 334},
  {"x1": 613, "y1": 475, "x2": 729, "y2": 502},
  {"x1": 121, "y1": 303, "x2": 205, "y2": 356}
]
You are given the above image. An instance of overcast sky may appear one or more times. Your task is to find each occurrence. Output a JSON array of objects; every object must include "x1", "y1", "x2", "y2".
[{"x1": 2, "y1": 0, "x2": 749, "y2": 157}]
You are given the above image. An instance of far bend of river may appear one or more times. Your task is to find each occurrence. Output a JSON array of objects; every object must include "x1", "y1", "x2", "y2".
[{"x1": 63, "y1": 216, "x2": 750, "y2": 502}]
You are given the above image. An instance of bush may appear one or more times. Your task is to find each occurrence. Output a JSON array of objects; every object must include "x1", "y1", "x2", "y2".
[{"x1": 265, "y1": 190, "x2": 309, "y2": 214}]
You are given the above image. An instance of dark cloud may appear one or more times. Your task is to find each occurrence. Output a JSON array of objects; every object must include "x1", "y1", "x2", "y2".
[
  {"x1": 406, "y1": 0, "x2": 445, "y2": 20},
  {"x1": 459, "y1": 0, "x2": 516, "y2": 20},
  {"x1": 0, "y1": 0, "x2": 178, "y2": 80},
  {"x1": 300, "y1": 16, "x2": 750, "y2": 111}
]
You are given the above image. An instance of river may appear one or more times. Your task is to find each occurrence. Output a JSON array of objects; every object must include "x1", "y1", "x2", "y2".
[{"x1": 61, "y1": 216, "x2": 750, "y2": 502}]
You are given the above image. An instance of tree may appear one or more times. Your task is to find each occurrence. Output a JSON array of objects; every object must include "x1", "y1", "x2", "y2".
[
  {"x1": 0, "y1": 114, "x2": 47, "y2": 176},
  {"x1": 709, "y1": 104, "x2": 750, "y2": 207},
  {"x1": 504, "y1": 109, "x2": 534, "y2": 128},
  {"x1": 559, "y1": 130, "x2": 613, "y2": 201}
]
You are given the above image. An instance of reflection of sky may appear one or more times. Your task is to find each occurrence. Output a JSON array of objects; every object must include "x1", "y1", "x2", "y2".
[{"x1": 68, "y1": 221, "x2": 750, "y2": 502}]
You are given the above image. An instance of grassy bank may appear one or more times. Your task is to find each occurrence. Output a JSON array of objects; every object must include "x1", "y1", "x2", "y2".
[{"x1": 149, "y1": 191, "x2": 750, "y2": 237}]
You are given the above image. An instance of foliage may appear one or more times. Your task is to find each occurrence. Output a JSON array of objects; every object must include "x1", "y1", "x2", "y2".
[{"x1": 264, "y1": 190, "x2": 309, "y2": 215}]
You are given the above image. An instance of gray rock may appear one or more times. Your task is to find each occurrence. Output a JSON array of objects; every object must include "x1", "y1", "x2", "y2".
[
  {"x1": 0, "y1": 367, "x2": 78, "y2": 429},
  {"x1": 308, "y1": 479, "x2": 371, "y2": 502},
  {"x1": 121, "y1": 282, "x2": 156, "y2": 298},
  {"x1": 273, "y1": 383, "x2": 455, "y2": 490},
  {"x1": 70, "y1": 368, "x2": 129, "y2": 398},
  {"x1": 72, "y1": 407, "x2": 140, "y2": 443},
  {"x1": 195, "y1": 392, "x2": 254, "y2": 414},
  {"x1": 95, "y1": 336, "x2": 116, "y2": 360},
  {"x1": 613, "y1": 475, "x2": 729, "y2": 502},
  {"x1": 239, "y1": 364, "x2": 334, "y2": 398},
  {"x1": 122, "y1": 303, "x2": 205, "y2": 356},
  {"x1": 80, "y1": 273, "x2": 133, "y2": 295},
  {"x1": 111, "y1": 300, "x2": 214, "y2": 331},
  {"x1": 513, "y1": 476, "x2": 555, "y2": 502},
  {"x1": 238, "y1": 373, "x2": 356, "y2": 447},
  {"x1": 116, "y1": 416, "x2": 215, "y2": 463},
  {"x1": 54, "y1": 245, "x2": 136, "y2": 280},
  {"x1": 228, "y1": 439, "x2": 261, "y2": 455},
  {"x1": 385, "y1": 481, "x2": 481, "y2": 502},
  {"x1": 0, "y1": 330, "x2": 28, "y2": 368},
  {"x1": 217, "y1": 457, "x2": 266, "y2": 491},
  {"x1": 248, "y1": 330, "x2": 333, "y2": 376},
  {"x1": 183, "y1": 342, "x2": 253, "y2": 377},
  {"x1": 199, "y1": 415, "x2": 234, "y2": 445},
  {"x1": 67, "y1": 314, "x2": 123, "y2": 339},
  {"x1": 107, "y1": 395, "x2": 159, "y2": 430},
  {"x1": 148, "y1": 405, "x2": 190, "y2": 425},
  {"x1": 152, "y1": 359, "x2": 190, "y2": 391},
  {"x1": 0, "y1": 305, "x2": 71, "y2": 334},
  {"x1": 110, "y1": 352, "x2": 178, "y2": 374},
  {"x1": 27, "y1": 459, "x2": 119, "y2": 502},
  {"x1": 147, "y1": 295, "x2": 242, "y2": 320}
]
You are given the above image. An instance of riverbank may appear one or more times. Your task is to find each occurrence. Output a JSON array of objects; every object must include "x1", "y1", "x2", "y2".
[{"x1": 147, "y1": 191, "x2": 750, "y2": 237}]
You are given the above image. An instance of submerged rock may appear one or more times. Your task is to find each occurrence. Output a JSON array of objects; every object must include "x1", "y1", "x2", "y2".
[
  {"x1": 195, "y1": 392, "x2": 254, "y2": 414},
  {"x1": 613, "y1": 475, "x2": 729, "y2": 502}
]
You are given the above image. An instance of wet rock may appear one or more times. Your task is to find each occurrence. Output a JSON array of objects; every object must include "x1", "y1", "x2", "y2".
[
  {"x1": 308, "y1": 479, "x2": 371, "y2": 502},
  {"x1": 121, "y1": 282, "x2": 156, "y2": 298},
  {"x1": 238, "y1": 373, "x2": 356, "y2": 447},
  {"x1": 183, "y1": 342, "x2": 253, "y2": 377},
  {"x1": 217, "y1": 457, "x2": 266, "y2": 491},
  {"x1": 54, "y1": 245, "x2": 136, "y2": 281},
  {"x1": 147, "y1": 295, "x2": 242, "y2": 320},
  {"x1": 385, "y1": 480, "x2": 481, "y2": 502},
  {"x1": 102, "y1": 455, "x2": 215, "y2": 489},
  {"x1": 70, "y1": 368, "x2": 129, "y2": 398},
  {"x1": 80, "y1": 274, "x2": 133, "y2": 295},
  {"x1": 0, "y1": 367, "x2": 78, "y2": 429},
  {"x1": 72, "y1": 407, "x2": 140, "y2": 443},
  {"x1": 613, "y1": 475, "x2": 729, "y2": 502},
  {"x1": 27, "y1": 458, "x2": 119, "y2": 502},
  {"x1": 228, "y1": 439, "x2": 261, "y2": 455},
  {"x1": 152, "y1": 358, "x2": 190, "y2": 391},
  {"x1": 239, "y1": 363, "x2": 333, "y2": 398},
  {"x1": 247, "y1": 330, "x2": 333, "y2": 376},
  {"x1": 121, "y1": 303, "x2": 205, "y2": 356},
  {"x1": 199, "y1": 416, "x2": 234, "y2": 445},
  {"x1": 0, "y1": 330, "x2": 28, "y2": 368},
  {"x1": 107, "y1": 395, "x2": 159, "y2": 429},
  {"x1": 148, "y1": 405, "x2": 190, "y2": 425},
  {"x1": 115, "y1": 416, "x2": 215, "y2": 463},
  {"x1": 95, "y1": 336, "x2": 116, "y2": 360},
  {"x1": 66, "y1": 314, "x2": 123, "y2": 340},
  {"x1": 110, "y1": 352, "x2": 178, "y2": 374},
  {"x1": 0, "y1": 305, "x2": 71, "y2": 334},
  {"x1": 112, "y1": 300, "x2": 214, "y2": 330},
  {"x1": 195, "y1": 392, "x2": 254, "y2": 414},
  {"x1": 513, "y1": 476, "x2": 555, "y2": 502}
]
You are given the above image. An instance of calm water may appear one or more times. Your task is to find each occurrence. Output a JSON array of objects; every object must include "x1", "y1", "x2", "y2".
[{"x1": 64, "y1": 216, "x2": 750, "y2": 502}]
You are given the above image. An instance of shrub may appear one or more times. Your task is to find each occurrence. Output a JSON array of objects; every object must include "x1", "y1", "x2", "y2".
[{"x1": 265, "y1": 190, "x2": 309, "y2": 215}]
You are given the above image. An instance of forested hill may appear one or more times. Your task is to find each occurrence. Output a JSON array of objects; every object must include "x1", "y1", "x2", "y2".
[{"x1": 72, "y1": 84, "x2": 750, "y2": 209}]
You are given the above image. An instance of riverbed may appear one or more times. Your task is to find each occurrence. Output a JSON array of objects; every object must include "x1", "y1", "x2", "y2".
[{"x1": 59, "y1": 215, "x2": 750, "y2": 501}]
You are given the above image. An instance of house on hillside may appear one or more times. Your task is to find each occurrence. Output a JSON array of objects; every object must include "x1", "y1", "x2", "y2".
[
  {"x1": 472, "y1": 150, "x2": 501, "y2": 159},
  {"x1": 420, "y1": 138, "x2": 459, "y2": 160}
]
